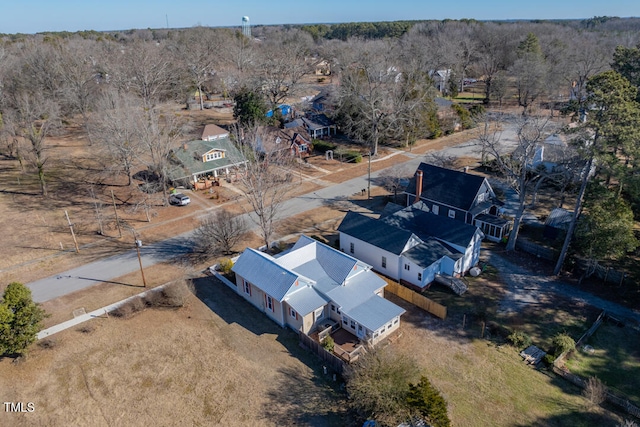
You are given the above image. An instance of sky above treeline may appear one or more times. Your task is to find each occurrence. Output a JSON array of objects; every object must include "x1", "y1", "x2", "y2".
[{"x1": 2, "y1": 0, "x2": 639, "y2": 34}]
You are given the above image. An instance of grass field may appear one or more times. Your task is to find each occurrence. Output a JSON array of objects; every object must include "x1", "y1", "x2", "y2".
[
  {"x1": 1, "y1": 275, "x2": 629, "y2": 427},
  {"x1": 566, "y1": 320, "x2": 640, "y2": 407}
]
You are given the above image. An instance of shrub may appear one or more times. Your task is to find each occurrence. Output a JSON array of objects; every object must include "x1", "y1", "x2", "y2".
[
  {"x1": 38, "y1": 338, "x2": 57, "y2": 350},
  {"x1": 111, "y1": 297, "x2": 145, "y2": 318},
  {"x1": 322, "y1": 336, "x2": 335, "y2": 353},
  {"x1": 340, "y1": 150, "x2": 362, "y2": 163},
  {"x1": 77, "y1": 324, "x2": 95, "y2": 334},
  {"x1": 469, "y1": 104, "x2": 486, "y2": 117},
  {"x1": 542, "y1": 353, "x2": 556, "y2": 367},
  {"x1": 160, "y1": 281, "x2": 194, "y2": 308},
  {"x1": 312, "y1": 139, "x2": 337, "y2": 153},
  {"x1": 552, "y1": 332, "x2": 576, "y2": 355},
  {"x1": 507, "y1": 330, "x2": 532, "y2": 349},
  {"x1": 218, "y1": 258, "x2": 234, "y2": 274},
  {"x1": 583, "y1": 376, "x2": 607, "y2": 407}
]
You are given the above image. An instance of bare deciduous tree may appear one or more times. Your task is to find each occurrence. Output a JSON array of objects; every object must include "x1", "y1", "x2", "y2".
[
  {"x1": 2, "y1": 93, "x2": 60, "y2": 196},
  {"x1": 89, "y1": 89, "x2": 145, "y2": 185},
  {"x1": 379, "y1": 164, "x2": 411, "y2": 204},
  {"x1": 252, "y1": 29, "x2": 313, "y2": 108},
  {"x1": 237, "y1": 144, "x2": 295, "y2": 251},
  {"x1": 479, "y1": 115, "x2": 554, "y2": 251},
  {"x1": 193, "y1": 209, "x2": 247, "y2": 256},
  {"x1": 139, "y1": 108, "x2": 191, "y2": 202}
]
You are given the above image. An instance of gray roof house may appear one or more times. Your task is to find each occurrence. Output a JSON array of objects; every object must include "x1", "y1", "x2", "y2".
[
  {"x1": 231, "y1": 235, "x2": 405, "y2": 348},
  {"x1": 167, "y1": 132, "x2": 246, "y2": 186},
  {"x1": 338, "y1": 202, "x2": 482, "y2": 292},
  {"x1": 405, "y1": 163, "x2": 512, "y2": 242}
]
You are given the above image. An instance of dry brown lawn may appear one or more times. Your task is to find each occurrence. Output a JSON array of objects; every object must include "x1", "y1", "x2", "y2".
[{"x1": 0, "y1": 281, "x2": 347, "y2": 427}]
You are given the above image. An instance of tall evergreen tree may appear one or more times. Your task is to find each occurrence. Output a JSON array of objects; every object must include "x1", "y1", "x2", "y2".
[
  {"x1": 406, "y1": 376, "x2": 451, "y2": 427},
  {"x1": 0, "y1": 282, "x2": 47, "y2": 356}
]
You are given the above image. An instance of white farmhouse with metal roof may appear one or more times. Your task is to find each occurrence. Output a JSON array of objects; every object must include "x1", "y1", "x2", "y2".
[{"x1": 232, "y1": 235, "x2": 405, "y2": 346}]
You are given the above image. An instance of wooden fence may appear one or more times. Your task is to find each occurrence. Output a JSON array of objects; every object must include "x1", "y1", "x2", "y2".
[
  {"x1": 553, "y1": 311, "x2": 640, "y2": 421},
  {"x1": 575, "y1": 259, "x2": 628, "y2": 287},
  {"x1": 299, "y1": 333, "x2": 346, "y2": 374},
  {"x1": 385, "y1": 281, "x2": 447, "y2": 320},
  {"x1": 515, "y1": 237, "x2": 558, "y2": 261}
]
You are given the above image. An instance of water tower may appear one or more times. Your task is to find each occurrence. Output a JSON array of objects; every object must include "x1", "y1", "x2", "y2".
[{"x1": 241, "y1": 16, "x2": 251, "y2": 38}]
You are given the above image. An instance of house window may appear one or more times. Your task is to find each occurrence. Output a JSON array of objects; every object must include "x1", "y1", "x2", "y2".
[
  {"x1": 350, "y1": 320, "x2": 356, "y2": 330},
  {"x1": 342, "y1": 316, "x2": 348, "y2": 325},
  {"x1": 299, "y1": 144, "x2": 307, "y2": 152},
  {"x1": 381, "y1": 256, "x2": 387, "y2": 269},
  {"x1": 243, "y1": 280, "x2": 251, "y2": 296},
  {"x1": 315, "y1": 307, "x2": 324, "y2": 321},
  {"x1": 358, "y1": 325, "x2": 363, "y2": 333},
  {"x1": 432, "y1": 205, "x2": 439, "y2": 215},
  {"x1": 290, "y1": 308, "x2": 297, "y2": 319},
  {"x1": 394, "y1": 317, "x2": 399, "y2": 324},
  {"x1": 205, "y1": 151, "x2": 222, "y2": 161},
  {"x1": 331, "y1": 304, "x2": 336, "y2": 312},
  {"x1": 478, "y1": 192, "x2": 485, "y2": 202},
  {"x1": 350, "y1": 242, "x2": 354, "y2": 254},
  {"x1": 266, "y1": 295, "x2": 273, "y2": 312},
  {"x1": 418, "y1": 272, "x2": 422, "y2": 281},
  {"x1": 448, "y1": 209, "x2": 456, "y2": 219},
  {"x1": 404, "y1": 264, "x2": 410, "y2": 271}
]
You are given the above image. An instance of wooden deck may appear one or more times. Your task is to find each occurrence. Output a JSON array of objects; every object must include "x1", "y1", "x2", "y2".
[{"x1": 309, "y1": 326, "x2": 363, "y2": 362}]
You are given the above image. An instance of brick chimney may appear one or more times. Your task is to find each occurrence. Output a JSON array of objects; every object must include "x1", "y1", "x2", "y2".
[{"x1": 414, "y1": 170, "x2": 423, "y2": 204}]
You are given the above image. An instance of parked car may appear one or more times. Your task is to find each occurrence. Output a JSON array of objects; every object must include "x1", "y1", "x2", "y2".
[{"x1": 169, "y1": 193, "x2": 190, "y2": 206}]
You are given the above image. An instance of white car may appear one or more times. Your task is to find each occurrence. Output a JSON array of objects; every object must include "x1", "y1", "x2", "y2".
[{"x1": 169, "y1": 193, "x2": 190, "y2": 206}]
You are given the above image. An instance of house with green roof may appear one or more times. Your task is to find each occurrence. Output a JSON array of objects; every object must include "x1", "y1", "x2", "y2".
[{"x1": 167, "y1": 130, "x2": 247, "y2": 187}]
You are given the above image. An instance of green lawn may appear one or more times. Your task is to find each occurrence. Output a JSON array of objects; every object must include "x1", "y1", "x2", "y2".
[{"x1": 566, "y1": 321, "x2": 640, "y2": 407}]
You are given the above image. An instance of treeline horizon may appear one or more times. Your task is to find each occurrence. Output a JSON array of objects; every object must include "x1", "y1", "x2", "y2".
[{"x1": 2, "y1": 15, "x2": 640, "y2": 41}]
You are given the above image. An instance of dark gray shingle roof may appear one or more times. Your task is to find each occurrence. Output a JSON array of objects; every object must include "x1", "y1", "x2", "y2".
[
  {"x1": 338, "y1": 211, "x2": 415, "y2": 255},
  {"x1": 405, "y1": 163, "x2": 487, "y2": 211},
  {"x1": 383, "y1": 205, "x2": 479, "y2": 248}
]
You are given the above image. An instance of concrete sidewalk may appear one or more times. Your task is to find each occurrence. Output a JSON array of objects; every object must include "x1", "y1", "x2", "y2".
[{"x1": 37, "y1": 285, "x2": 168, "y2": 340}]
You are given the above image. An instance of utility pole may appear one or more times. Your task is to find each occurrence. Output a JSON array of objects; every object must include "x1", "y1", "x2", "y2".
[
  {"x1": 111, "y1": 189, "x2": 122, "y2": 238},
  {"x1": 134, "y1": 236, "x2": 147, "y2": 287},
  {"x1": 64, "y1": 210, "x2": 80, "y2": 253}
]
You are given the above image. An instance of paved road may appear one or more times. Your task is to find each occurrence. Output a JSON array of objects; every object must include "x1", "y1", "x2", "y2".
[
  {"x1": 23, "y1": 118, "x2": 525, "y2": 303},
  {"x1": 27, "y1": 152, "x2": 418, "y2": 302}
]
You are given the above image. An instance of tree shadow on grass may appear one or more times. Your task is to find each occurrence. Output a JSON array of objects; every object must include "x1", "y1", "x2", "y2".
[
  {"x1": 511, "y1": 407, "x2": 622, "y2": 427},
  {"x1": 264, "y1": 366, "x2": 352, "y2": 427},
  {"x1": 192, "y1": 276, "x2": 353, "y2": 425}
]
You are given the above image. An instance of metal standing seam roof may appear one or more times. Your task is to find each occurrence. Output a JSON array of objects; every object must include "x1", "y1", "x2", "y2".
[
  {"x1": 338, "y1": 211, "x2": 416, "y2": 255},
  {"x1": 405, "y1": 162, "x2": 488, "y2": 211},
  {"x1": 233, "y1": 235, "x2": 406, "y2": 331},
  {"x1": 347, "y1": 295, "x2": 406, "y2": 332},
  {"x1": 284, "y1": 286, "x2": 329, "y2": 316},
  {"x1": 544, "y1": 208, "x2": 573, "y2": 230},
  {"x1": 325, "y1": 272, "x2": 387, "y2": 312},
  {"x1": 231, "y1": 248, "x2": 299, "y2": 301}
]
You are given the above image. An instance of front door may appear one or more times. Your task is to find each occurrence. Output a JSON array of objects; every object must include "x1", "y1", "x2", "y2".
[{"x1": 357, "y1": 324, "x2": 365, "y2": 339}]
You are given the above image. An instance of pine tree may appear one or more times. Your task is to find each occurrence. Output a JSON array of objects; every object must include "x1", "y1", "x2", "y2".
[
  {"x1": 406, "y1": 376, "x2": 451, "y2": 427},
  {"x1": 0, "y1": 282, "x2": 47, "y2": 356}
]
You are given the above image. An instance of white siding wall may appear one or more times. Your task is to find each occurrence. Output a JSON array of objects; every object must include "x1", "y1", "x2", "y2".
[
  {"x1": 339, "y1": 232, "x2": 401, "y2": 280},
  {"x1": 235, "y1": 276, "x2": 285, "y2": 327}
]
